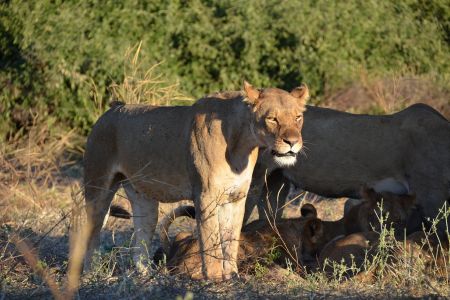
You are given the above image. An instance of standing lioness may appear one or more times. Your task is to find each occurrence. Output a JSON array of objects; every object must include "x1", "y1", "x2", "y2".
[{"x1": 74, "y1": 82, "x2": 309, "y2": 281}]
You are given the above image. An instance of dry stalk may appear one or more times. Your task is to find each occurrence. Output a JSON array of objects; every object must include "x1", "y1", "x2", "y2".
[
  {"x1": 109, "y1": 41, "x2": 192, "y2": 106},
  {"x1": 261, "y1": 176, "x2": 303, "y2": 271}
]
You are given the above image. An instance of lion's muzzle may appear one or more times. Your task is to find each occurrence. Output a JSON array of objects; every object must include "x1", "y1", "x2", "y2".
[
  {"x1": 271, "y1": 150, "x2": 297, "y2": 157},
  {"x1": 271, "y1": 135, "x2": 302, "y2": 167}
]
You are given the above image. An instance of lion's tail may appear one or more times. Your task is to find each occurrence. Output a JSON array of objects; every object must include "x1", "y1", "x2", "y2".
[
  {"x1": 159, "y1": 205, "x2": 196, "y2": 254},
  {"x1": 109, "y1": 205, "x2": 131, "y2": 219}
]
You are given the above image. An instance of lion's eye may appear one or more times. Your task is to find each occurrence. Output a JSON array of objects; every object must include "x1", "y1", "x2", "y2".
[
  {"x1": 266, "y1": 117, "x2": 277, "y2": 124},
  {"x1": 296, "y1": 115, "x2": 303, "y2": 121}
]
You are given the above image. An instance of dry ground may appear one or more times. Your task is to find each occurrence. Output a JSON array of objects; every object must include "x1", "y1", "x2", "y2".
[{"x1": 1, "y1": 166, "x2": 448, "y2": 299}]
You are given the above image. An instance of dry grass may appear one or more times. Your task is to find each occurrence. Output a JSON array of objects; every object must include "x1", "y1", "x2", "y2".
[
  {"x1": 323, "y1": 72, "x2": 450, "y2": 118},
  {"x1": 109, "y1": 42, "x2": 193, "y2": 106}
]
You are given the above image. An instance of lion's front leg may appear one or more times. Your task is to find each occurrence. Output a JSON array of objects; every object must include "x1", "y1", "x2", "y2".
[
  {"x1": 194, "y1": 192, "x2": 224, "y2": 281},
  {"x1": 219, "y1": 195, "x2": 247, "y2": 278},
  {"x1": 194, "y1": 186, "x2": 248, "y2": 281}
]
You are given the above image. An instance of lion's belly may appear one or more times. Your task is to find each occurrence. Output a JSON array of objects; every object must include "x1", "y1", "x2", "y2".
[
  {"x1": 113, "y1": 106, "x2": 195, "y2": 202},
  {"x1": 123, "y1": 165, "x2": 193, "y2": 202},
  {"x1": 120, "y1": 157, "x2": 194, "y2": 202},
  {"x1": 132, "y1": 180, "x2": 193, "y2": 203}
]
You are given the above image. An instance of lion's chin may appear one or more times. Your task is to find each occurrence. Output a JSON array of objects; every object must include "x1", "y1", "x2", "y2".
[{"x1": 272, "y1": 154, "x2": 297, "y2": 167}]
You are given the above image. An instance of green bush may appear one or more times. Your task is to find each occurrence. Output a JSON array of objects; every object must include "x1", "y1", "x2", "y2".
[{"x1": 1, "y1": 0, "x2": 449, "y2": 138}]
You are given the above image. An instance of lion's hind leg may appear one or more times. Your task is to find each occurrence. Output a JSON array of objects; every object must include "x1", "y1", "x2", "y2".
[
  {"x1": 123, "y1": 183, "x2": 159, "y2": 273},
  {"x1": 81, "y1": 173, "x2": 123, "y2": 272},
  {"x1": 410, "y1": 176, "x2": 449, "y2": 234}
]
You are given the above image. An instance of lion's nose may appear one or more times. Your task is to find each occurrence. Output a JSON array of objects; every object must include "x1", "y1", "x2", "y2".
[{"x1": 282, "y1": 137, "x2": 299, "y2": 147}]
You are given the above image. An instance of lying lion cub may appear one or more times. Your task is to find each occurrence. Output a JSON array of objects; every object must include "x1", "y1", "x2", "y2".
[
  {"x1": 318, "y1": 230, "x2": 449, "y2": 281},
  {"x1": 314, "y1": 191, "x2": 444, "y2": 280},
  {"x1": 344, "y1": 187, "x2": 418, "y2": 235},
  {"x1": 318, "y1": 231, "x2": 380, "y2": 279},
  {"x1": 301, "y1": 187, "x2": 419, "y2": 250},
  {"x1": 298, "y1": 189, "x2": 419, "y2": 271},
  {"x1": 154, "y1": 204, "x2": 319, "y2": 277}
]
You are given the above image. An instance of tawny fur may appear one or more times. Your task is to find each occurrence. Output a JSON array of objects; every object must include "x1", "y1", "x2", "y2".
[
  {"x1": 301, "y1": 188, "x2": 418, "y2": 257},
  {"x1": 155, "y1": 203, "x2": 319, "y2": 277},
  {"x1": 317, "y1": 230, "x2": 449, "y2": 281},
  {"x1": 155, "y1": 189, "x2": 419, "y2": 278},
  {"x1": 344, "y1": 187, "x2": 418, "y2": 235}
]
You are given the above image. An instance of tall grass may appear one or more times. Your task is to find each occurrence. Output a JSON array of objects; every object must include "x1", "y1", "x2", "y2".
[{"x1": 109, "y1": 42, "x2": 192, "y2": 107}]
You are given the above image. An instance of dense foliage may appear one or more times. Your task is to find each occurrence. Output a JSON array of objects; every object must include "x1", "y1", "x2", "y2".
[{"x1": 1, "y1": 0, "x2": 449, "y2": 137}]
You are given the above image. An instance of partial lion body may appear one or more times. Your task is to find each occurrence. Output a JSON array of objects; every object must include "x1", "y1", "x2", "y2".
[
  {"x1": 318, "y1": 230, "x2": 449, "y2": 281},
  {"x1": 300, "y1": 189, "x2": 419, "y2": 264},
  {"x1": 318, "y1": 231, "x2": 380, "y2": 278},
  {"x1": 246, "y1": 104, "x2": 450, "y2": 230},
  {"x1": 313, "y1": 190, "x2": 448, "y2": 280},
  {"x1": 85, "y1": 104, "x2": 195, "y2": 202}
]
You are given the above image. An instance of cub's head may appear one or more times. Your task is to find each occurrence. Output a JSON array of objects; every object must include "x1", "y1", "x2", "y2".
[
  {"x1": 243, "y1": 81, "x2": 309, "y2": 167},
  {"x1": 294, "y1": 203, "x2": 327, "y2": 265},
  {"x1": 300, "y1": 217, "x2": 325, "y2": 264},
  {"x1": 357, "y1": 187, "x2": 417, "y2": 233}
]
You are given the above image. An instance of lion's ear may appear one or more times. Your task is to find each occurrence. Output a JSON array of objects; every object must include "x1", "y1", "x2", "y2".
[
  {"x1": 290, "y1": 83, "x2": 310, "y2": 104},
  {"x1": 301, "y1": 203, "x2": 317, "y2": 218},
  {"x1": 360, "y1": 185, "x2": 380, "y2": 203},
  {"x1": 243, "y1": 80, "x2": 260, "y2": 105}
]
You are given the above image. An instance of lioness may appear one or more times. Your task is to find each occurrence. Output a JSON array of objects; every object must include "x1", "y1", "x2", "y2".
[
  {"x1": 154, "y1": 204, "x2": 318, "y2": 277},
  {"x1": 244, "y1": 104, "x2": 450, "y2": 231},
  {"x1": 74, "y1": 82, "x2": 309, "y2": 281}
]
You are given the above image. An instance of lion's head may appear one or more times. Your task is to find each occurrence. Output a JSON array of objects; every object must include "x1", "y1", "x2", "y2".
[{"x1": 243, "y1": 81, "x2": 309, "y2": 167}]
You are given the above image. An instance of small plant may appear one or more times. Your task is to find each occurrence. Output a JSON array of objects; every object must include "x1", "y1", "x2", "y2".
[
  {"x1": 253, "y1": 261, "x2": 269, "y2": 279},
  {"x1": 267, "y1": 238, "x2": 282, "y2": 264}
]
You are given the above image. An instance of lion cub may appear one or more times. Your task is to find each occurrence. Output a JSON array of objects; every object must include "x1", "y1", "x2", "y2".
[
  {"x1": 154, "y1": 204, "x2": 319, "y2": 277},
  {"x1": 344, "y1": 187, "x2": 419, "y2": 235},
  {"x1": 311, "y1": 190, "x2": 436, "y2": 279},
  {"x1": 301, "y1": 188, "x2": 418, "y2": 252},
  {"x1": 317, "y1": 230, "x2": 449, "y2": 280}
]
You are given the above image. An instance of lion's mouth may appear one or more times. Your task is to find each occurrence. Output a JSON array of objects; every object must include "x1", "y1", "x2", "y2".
[{"x1": 271, "y1": 150, "x2": 297, "y2": 157}]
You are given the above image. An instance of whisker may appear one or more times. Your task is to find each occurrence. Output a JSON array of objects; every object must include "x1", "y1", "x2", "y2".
[{"x1": 302, "y1": 139, "x2": 316, "y2": 147}]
